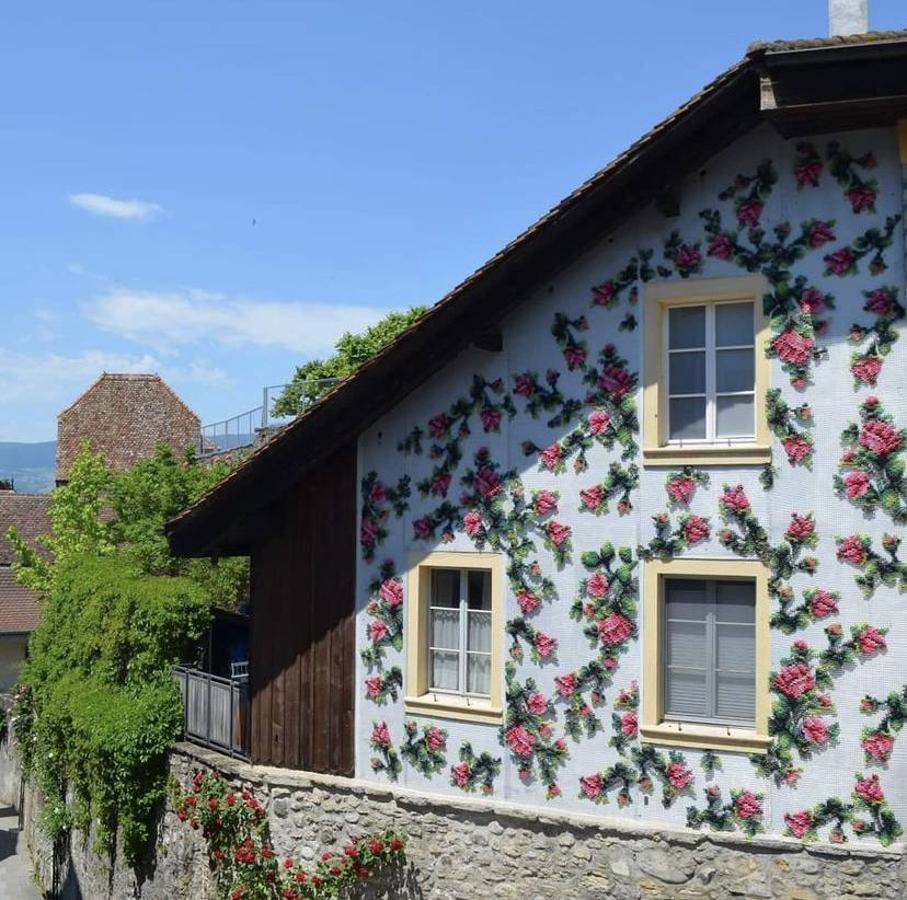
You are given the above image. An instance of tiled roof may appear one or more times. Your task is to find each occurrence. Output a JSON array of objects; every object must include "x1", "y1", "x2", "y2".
[
  {"x1": 56, "y1": 373, "x2": 201, "y2": 482},
  {"x1": 749, "y1": 29, "x2": 907, "y2": 54},
  {"x1": 0, "y1": 492, "x2": 50, "y2": 566},
  {"x1": 0, "y1": 568, "x2": 40, "y2": 634}
]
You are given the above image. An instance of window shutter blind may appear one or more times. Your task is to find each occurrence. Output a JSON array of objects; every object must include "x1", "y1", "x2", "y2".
[{"x1": 664, "y1": 580, "x2": 709, "y2": 719}]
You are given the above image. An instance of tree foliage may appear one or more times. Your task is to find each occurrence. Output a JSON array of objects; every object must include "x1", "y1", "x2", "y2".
[{"x1": 272, "y1": 306, "x2": 427, "y2": 416}]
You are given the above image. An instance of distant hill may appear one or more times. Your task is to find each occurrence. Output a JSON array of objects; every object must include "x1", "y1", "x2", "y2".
[{"x1": 0, "y1": 442, "x2": 56, "y2": 494}]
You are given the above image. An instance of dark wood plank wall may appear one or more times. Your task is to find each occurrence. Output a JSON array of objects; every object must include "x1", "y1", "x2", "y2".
[{"x1": 249, "y1": 442, "x2": 356, "y2": 774}]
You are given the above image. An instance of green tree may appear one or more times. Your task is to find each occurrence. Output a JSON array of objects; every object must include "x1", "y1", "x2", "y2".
[{"x1": 272, "y1": 306, "x2": 427, "y2": 416}]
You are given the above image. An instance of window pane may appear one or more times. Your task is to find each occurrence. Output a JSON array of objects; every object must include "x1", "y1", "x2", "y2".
[
  {"x1": 430, "y1": 650, "x2": 460, "y2": 691},
  {"x1": 666, "y1": 670, "x2": 707, "y2": 719},
  {"x1": 715, "y1": 581, "x2": 755, "y2": 624},
  {"x1": 667, "y1": 620, "x2": 708, "y2": 669},
  {"x1": 715, "y1": 302, "x2": 754, "y2": 346},
  {"x1": 715, "y1": 672, "x2": 755, "y2": 723},
  {"x1": 665, "y1": 578, "x2": 708, "y2": 619},
  {"x1": 716, "y1": 624, "x2": 755, "y2": 672},
  {"x1": 716, "y1": 348, "x2": 754, "y2": 393},
  {"x1": 467, "y1": 610, "x2": 491, "y2": 653},
  {"x1": 467, "y1": 654, "x2": 491, "y2": 695},
  {"x1": 669, "y1": 351, "x2": 706, "y2": 395},
  {"x1": 467, "y1": 570, "x2": 491, "y2": 611},
  {"x1": 669, "y1": 397, "x2": 707, "y2": 440},
  {"x1": 430, "y1": 608, "x2": 460, "y2": 650},
  {"x1": 668, "y1": 306, "x2": 706, "y2": 349},
  {"x1": 716, "y1": 396, "x2": 754, "y2": 437},
  {"x1": 431, "y1": 569, "x2": 460, "y2": 608}
]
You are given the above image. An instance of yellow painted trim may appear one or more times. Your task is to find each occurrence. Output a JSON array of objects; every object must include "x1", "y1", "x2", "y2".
[
  {"x1": 405, "y1": 550, "x2": 504, "y2": 724},
  {"x1": 898, "y1": 119, "x2": 907, "y2": 164},
  {"x1": 642, "y1": 275, "x2": 771, "y2": 467},
  {"x1": 641, "y1": 557, "x2": 771, "y2": 754}
]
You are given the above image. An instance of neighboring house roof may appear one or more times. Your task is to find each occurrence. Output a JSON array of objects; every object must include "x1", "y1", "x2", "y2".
[
  {"x1": 167, "y1": 30, "x2": 907, "y2": 558},
  {"x1": 57, "y1": 373, "x2": 201, "y2": 482},
  {"x1": 0, "y1": 491, "x2": 50, "y2": 635},
  {"x1": 0, "y1": 570, "x2": 41, "y2": 634}
]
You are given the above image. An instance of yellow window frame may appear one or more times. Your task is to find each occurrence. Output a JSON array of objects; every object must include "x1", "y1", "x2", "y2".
[
  {"x1": 642, "y1": 274, "x2": 771, "y2": 466},
  {"x1": 641, "y1": 557, "x2": 772, "y2": 753},
  {"x1": 404, "y1": 550, "x2": 504, "y2": 725}
]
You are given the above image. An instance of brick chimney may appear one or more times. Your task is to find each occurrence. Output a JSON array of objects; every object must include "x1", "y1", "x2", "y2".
[{"x1": 829, "y1": 0, "x2": 869, "y2": 36}]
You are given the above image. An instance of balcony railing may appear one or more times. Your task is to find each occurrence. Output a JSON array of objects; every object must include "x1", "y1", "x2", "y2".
[
  {"x1": 197, "y1": 379, "x2": 341, "y2": 457},
  {"x1": 173, "y1": 665, "x2": 250, "y2": 759}
]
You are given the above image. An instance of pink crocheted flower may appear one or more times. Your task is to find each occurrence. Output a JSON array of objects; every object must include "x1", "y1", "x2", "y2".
[{"x1": 774, "y1": 663, "x2": 815, "y2": 699}]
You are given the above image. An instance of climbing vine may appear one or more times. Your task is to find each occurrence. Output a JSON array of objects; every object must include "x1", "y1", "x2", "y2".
[{"x1": 450, "y1": 742, "x2": 502, "y2": 794}]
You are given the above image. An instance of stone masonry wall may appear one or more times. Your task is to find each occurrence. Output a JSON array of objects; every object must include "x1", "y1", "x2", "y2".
[{"x1": 13, "y1": 741, "x2": 906, "y2": 900}]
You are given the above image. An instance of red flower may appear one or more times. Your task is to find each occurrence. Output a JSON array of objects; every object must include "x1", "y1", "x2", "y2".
[
  {"x1": 430, "y1": 472, "x2": 451, "y2": 496},
  {"x1": 516, "y1": 590, "x2": 539, "y2": 615},
  {"x1": 620, "y1": 711, "x2": 638, "y2": 737},
  {"x1": 862, "y1": 732, "x2": 894, "y2": 762},
  {"x1": 554, "y1": 673, "x2": 577, "y2": 698},
  {"x1": 533, "y1": 490, "x2": 558, "y2": 516},
  {"x1": 847, "y1": 185, "x2": 877, "y2": 213},
  {"x1": 546, "y1": 520, "x2": 571, "y2": 547},
  {"x1": 843, "y1": 470, "x2": 871, "y2": 498},
  {"x1": 563, "y1": 346, "x2": 587, "y2": 370},
  {"x1": 368, "y1": 620, "x2": 389, "y2": 642},
  {"x1": 586, "y1": 573, "x2": 610, "y2": 598},
  {"x1": 207, "y1": 796, "x2": 219, "y2": 811},
  {"x1": 824, "y1": 247, "x2": 854, "y2": 275},
  {"x1": 389, "y1": 837, "x2": 404, "y2": 852},
  {"x1": 771, "y1": 329, "x2": 814, "y2": 365},
  {"x1": 795, "y1": 161, "x2": 822, "y2": 187},
  {"x1": 682, "y1": 515, "x2": 710, "y2": 545},
  {"x1": 463, "y1": 511, "x2": 483, "y2": 537},
  {"x1": 451, "y1": 761, "x2": 470, "y2": 787},
  {"x1": 785, "y1": 514, "x2": 815, "y2": 543},
  {"x1": 597, "y1": 612, "x2": 634, "y2": 647},
  {"x1": 597, "y1": 366, "x2": 633, "y2": 398},
  {"x1": 364, "y1": 675, "x2": 382, "y2": 699},
  {"x1": 425, "y1": 727, "x2": 446, "y2": 753},
  {"x1": 806, "y1": 221, "x2": 834, "y2": 247},
  {"x1": 591, "y1": 281, "x2": 616, "y2": 306},
  {"x1": 801, "y1": 715, "x2": 828, "y2": 745},
  {"x1": 533, "y1": 632, "x2": 557, "y2": 658},
  {"x1": 851, "y1": 355, "x2": 882, "y2": 386},
  {"x1": 371, "y1": 721, "x2": 391, "y2": 747},
  {"x1": 527, "y1": 692, "x2": 548, "y2": 717},
  {"x1": 808, "y1": 590, "x2": 838, "y2": 619},
  {"x1": 774, "y1": 663, "x2": 815, "y2": 699},
  {"x1": 854, "y1": 774, "x2": 885, "y2": 805},
  {"x1": 666, "y1": 477, "x2": 696, "y2": 505},
  {"x1": 428, "y1": 413, "x2": 450, "y2": 438},
  {"x1": 666, "y1": 761, "x2": 693, "y2": 791},
  {"x1": 412, "y1": 517, "x2": 432, "y2": 540},
  {"x1": 480, "y1": 407, "x2": 501, "y2": 432},
  {"x1": 474, "y1": 466, "x2": 502, "y2": 499},
  {"x1": 504, "y1": 725, "x2": 536, "y2": 758},
  {"x1": 539, "y1": 443, "x2": 561, "y2": 471},
  {"x1": 859, "y1": 419, "x2": 902, "y2": 455},
  {"x1": 587, "y1": 409, "x2": 611, "y2": 435},
  {"x1": 720, "y1": 485, "x2": 750, "y2": 512},
  {"x1": 674, "y1": 244, "x2": 702, "y2": 272},
  {"x1": 369, "y1": 481, "x2": 387, "y2": 503},
  {"x1": 785, "y1": 810, "x2": 814, "y2": 839},
  {"x1": 856, "y1": 626, "x2": 887, "y2": 655},
  {"x1": 736, "y1": 200, "x2": 763, "y2": 227},
  {"x1": 734, "y1": 790, "x2": 762, "y2": 820},
  {"x1": 579, "y1": 484, "x2": 604, "y2": 511},
  {"x1": 513, "y1": 373, "x2": 535, "y2": 397},
  {"x1": 836, "y1": 535, "x2": 867, "y2": 566},
  {"x1": 864, "y1": 289, "x2": 892, "y2": 315},
  {"x1": 580, "y1": 773, "x2": 603, "y2": 799},
  {"x1": 708, "y1": 233, "x2": 734, "y2": 260},
  {"x1": 379, "y1": 578, "x2": 403, "y2": 608},
  {"x1": 783, "y1": 437, "x2": 812, "y2": 465}
]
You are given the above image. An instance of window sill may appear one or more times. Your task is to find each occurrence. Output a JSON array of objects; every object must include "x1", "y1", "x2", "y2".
[
  {"x1": 640, "y1": 721, "x2": 771, "y2": 753},
  {"x1": 642, "y1": 443, "x2": 772, "y2": 467},
  {"x1": 404, "y1": 694, "x2": 503, "y2": 725}
]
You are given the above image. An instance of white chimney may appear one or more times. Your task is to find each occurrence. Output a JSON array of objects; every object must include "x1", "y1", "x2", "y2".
[{"x1": 829, "y1": 0, "x2": 869, "y2": 36}]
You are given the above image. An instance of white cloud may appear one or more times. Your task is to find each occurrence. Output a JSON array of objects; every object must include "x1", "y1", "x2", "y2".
[
  {"x1": 68, "y1": 192, "x2": 164, "y2": 221},
  {"x1": 89, "y1": 288, "x2": 393, "y2": 355}
]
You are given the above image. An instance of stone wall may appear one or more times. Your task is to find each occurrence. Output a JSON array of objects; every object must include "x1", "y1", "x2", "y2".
[{"x1": 14, "y1": 741, "x2": 905, "y2": 900}]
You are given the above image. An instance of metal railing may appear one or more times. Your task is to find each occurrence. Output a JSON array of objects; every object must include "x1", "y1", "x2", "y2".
[
  {"x1": 173, "y1": 665, "x2": 250, "y2": 759},
  {"x1": 198, "y1": 379, "x2": 341, "y2": 457}
]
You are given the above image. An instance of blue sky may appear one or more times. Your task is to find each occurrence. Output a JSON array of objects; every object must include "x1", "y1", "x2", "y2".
[{"x1": 1, "y1": 1, "x2": 903, "y2": 441}]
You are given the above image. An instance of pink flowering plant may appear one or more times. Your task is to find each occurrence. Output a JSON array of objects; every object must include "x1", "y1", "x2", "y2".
[
  {"x1": 400, "y1": 721, "x2": 448, "y2": 776},
  {"x1": 589, "y1": 249, "x2": 654, "y2": 308},
  {"x1": 859, "y1": 685, "x2": 907, "y2": 766},
  {"x1": 765, "y1": 389, "x2": 814, "y2": 467},
  {"x1": 369, "y1": 721, "x2": 401, "y2": 780},
  {"x1": 835, "y1": 532, "x2": 907, "y2": 596},
  {"x1": 499, "y1": 661, "x2": 567, "y2": 796},
  {"x1": 631, "y1": 745, "x2": 695, "y2": 808},
  {"x1": 359, "y1": 471, "x2": 411, "y2": 561},
  {"x1": 717, "y1": 484, "x2": 770, "y2": 558},
  {"x1": 550, "y1": 311, "x2": 591, "y2": 371},
  {"x1": 717, "y1": 160, "x2": 776, "y2": 229},
  {"x1": 793, "y1": 142, "x2": 823, "y2": 189},
  {"x1": 834, "y1": 396, "x2": 907, "y2": 524},
  {"x1": 449, "y1": 741, "x2": 501, "y2": 794},
  {"x1": 662, "y1": 231, "x2": 703, "y2": 278},
  {"x1": 554, "y1": 659, "x2": 614, "y2": 741},
  {"x1": 823, "y1": 216, "x2": 900, "y2": 278},
  {"x1": 664, "y1": 466, "x2": 709, "y2": 507},
  {"x1": 570, "y1": 542, "x2": 638, "y2": 664},
  {"x1": 511, "y1": 367, "x2": 581, "y2": 425},
  {"x1": 360, "y1": 561, "x2": 404, "y2": 669},
  {"x1": 826, "y1": 140, "x2": 879, "y2": 214},
  {"x1": 638, "y1": 511, "x2": 711, "y2": 560},
  {"x1": 847, "y1": 287, "x2": 904, "y2": 387},
  {"x1": 607, "y1": 680, "x2": 640, "y2": 754},
  {"x1": 771, "y1": 586, "x2": 841, "y2": 634},
  {"x1": 175, "y1": 770, "x2": 407, "y2": 899},
  {"x1": 577, "y1": 762, "x2": 638, "y2": 808},
  {"x1": 363, "y1": 667, "x2": 403, "y2": 706},
  {"x1": 576, "y1": 462, "x2": 639, "y2": 516},
  {"x1": 686, "y1": 786, "x2": 765, "y2": 838}
]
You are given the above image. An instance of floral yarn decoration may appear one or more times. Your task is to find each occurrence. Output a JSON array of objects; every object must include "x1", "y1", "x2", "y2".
[
  {"x1": 400, "y1": 721, "x2": 448, "y2": 777},
  {"x1": 578, "y1": 762, "x2": 638, "y2": 808},
  {"x1": 765, "y1": 388, "x2": 814, "y2": 467},
  {"x1": 772, "y1": 586, "x2": 841, "y2": 635},
  {"x1": 450, "y1": 742, "x2": 502, "y2": 794},
  {"x1": 576, "y1": 462, "x2": 639, "y2": 516},
  {"x1": 784, "y1": 773, "x2": 903, "y2": 847},
  {"x1": 607, "y1": 680, "x2": 639, "y2": 755},
  {"x1": 701, "y1": 749, "x2": 721, "y2": 779},
  {"x1": 834, "y1": 396, "x2": 907, "y2": 524},
  {"x1": 826, "y1": 140, "x2": 879, "y2": 214},
  {"x1": 512, "y1": 367, "x2": 582, "y2": 428},
  {"x1": 369, "y1": 721, "x2": 402, "y2": 780},
  {"x1": 823, "y1": 216, "x2": 901, "y2": 278},
  {"x1": 364, "y1": 667, "x2": 403, "y2": 705},
  {"x1": 570, "y1": 543, "x2": 638, "y2": 667},
  {"x1": 637, "y1": 511, "x2": 711, "y2": 560},
  {"x1": 500, "y1": 661, "x2": 568, "y2": 797},
  {"x1": 589, "y1": 248, "x2": 655, "y2": 308},
  {"x1": 793, "y1": 142, "x2": 823, "y2": 188},
  {"x1": 860, "y1": 685, "x2": 907, "y2": 765},
  {"x1": 398, "y1": 374, "x2": 516, "y2": 502},
  {"x1": 359, "y1": 472, "x2": 411, "y2": 561},
  {"x1": 686, "y1": 786, "x2": 765, "y2": 839},
  {"x1": 835, "y1": 532, "x2": 907, "y2": 596},
  {"x1": 847, "y1": 287, "x2": 905, "y2": 387},
  {"x1": 718, "y1": 159, "x2": 777, "y2": 229},
  {"x1": 554, "y1": 659, "x2": 613, "y2": 741},
  {"x1": 360, "y1": 560, "x2": 403, "y2": 669},
  {"x1": 630, "y1": 746, "x2": 695, "y2": 809},
  {"x1": 664, "y1": 466, "x2": 709, "y2": 507},
  {"x1": 662, "y1": 231, "x2": 702, "y2": 279}
]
